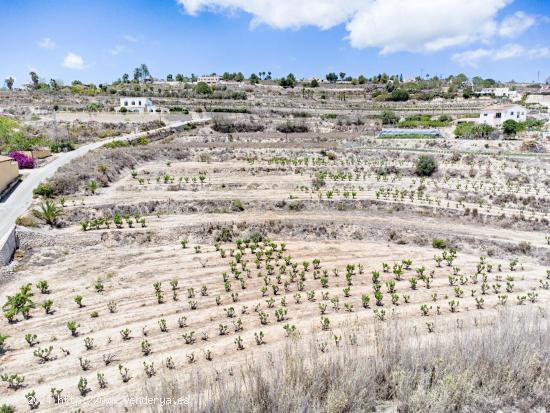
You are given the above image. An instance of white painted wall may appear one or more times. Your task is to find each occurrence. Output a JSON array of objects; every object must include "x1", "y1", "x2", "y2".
[
  {"x1": 119, "y1": 97, "x2": 155, "y2": 113},
  {"x1": 479, "y1": 105, "x2": 527, "y2": 127}
]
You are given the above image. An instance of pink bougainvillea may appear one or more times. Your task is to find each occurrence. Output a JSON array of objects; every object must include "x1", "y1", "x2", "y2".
[{"x1": 9, "y1": 151, "x2": 35, "y2": 169}]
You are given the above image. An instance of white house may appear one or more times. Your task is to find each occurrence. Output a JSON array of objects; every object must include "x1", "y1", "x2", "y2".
[
  {"x1": 479, "y1": 87, "x2": 521, "y2": 101},
  {"x1": 479, "y1": 104, "x2": 527, "y2": 127},
  {"x1": 197, "y1": 75, "x2": 221, "y2": 85},
  {"x1": 118, "y1": 97, "x2": 155, "y2": 113}
]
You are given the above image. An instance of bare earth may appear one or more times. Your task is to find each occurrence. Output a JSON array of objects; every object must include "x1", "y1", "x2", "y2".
[{"x1": 1, "y1": 132, "x2": 549, "y2": 412}]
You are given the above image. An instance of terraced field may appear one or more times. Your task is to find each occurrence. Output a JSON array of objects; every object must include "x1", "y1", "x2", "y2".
[{"x1": 1, "y1": 133, "x2": 549, "y2": 412}]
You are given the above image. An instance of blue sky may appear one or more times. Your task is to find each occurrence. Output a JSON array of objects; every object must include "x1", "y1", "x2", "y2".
[{"x1": 3, "y1": 0, "x2": 550, "y2": 86}]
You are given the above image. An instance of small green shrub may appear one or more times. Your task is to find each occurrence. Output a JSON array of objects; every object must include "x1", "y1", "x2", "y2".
[{"x1": 415, "y1": 155, "x2": 438, "y2": 177}]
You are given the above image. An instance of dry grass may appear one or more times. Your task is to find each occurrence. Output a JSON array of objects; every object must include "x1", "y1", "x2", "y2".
[{"x1": 144, "y1": 308, "x2": 549, "y2": 413}]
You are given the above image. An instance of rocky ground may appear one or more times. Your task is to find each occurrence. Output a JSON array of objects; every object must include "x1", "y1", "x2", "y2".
[{"x1": 1, "y1": 125, "x2": 549, "y2": 412}]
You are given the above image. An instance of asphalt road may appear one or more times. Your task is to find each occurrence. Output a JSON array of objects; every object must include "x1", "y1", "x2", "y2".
[{"x1": 0, "y1": 118, "x2": 207, "y2": 245}]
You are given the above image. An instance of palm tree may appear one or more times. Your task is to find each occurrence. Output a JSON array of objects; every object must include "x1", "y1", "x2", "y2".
[
  {"x1": 140, "y1": 64, "x2": 150, "y2": 80},
  {"x1": 133, "y1": 67, "x2": 142, "y2": 82},
  {"x1": 4, "y1": 77, "x2": 14, "y2": 91},
  {"x1": 33, "y1": 200, "x2": 63, "y2": 227},
  {"x1": 29, "y1": 71, "x2": 39, "y2": 89}
]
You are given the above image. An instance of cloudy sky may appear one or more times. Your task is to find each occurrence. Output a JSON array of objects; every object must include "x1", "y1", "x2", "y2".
[{"x1": 3, "y1": 0, "x2": 550, "y2": 86}]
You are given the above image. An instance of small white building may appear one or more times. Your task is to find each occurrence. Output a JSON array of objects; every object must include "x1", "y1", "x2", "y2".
[
  {"x1": 479, "y1": 87, "x2": 521, "y2": 101},
  {"x1": 118, "y1": 97, "x2": 155, "y2": 113},
  {"x1": 197, "y1": 76, "x2": 221, "y2": 85},
  {"x1": 479, "y1": 104, "x2": 527, "y2": 127}
]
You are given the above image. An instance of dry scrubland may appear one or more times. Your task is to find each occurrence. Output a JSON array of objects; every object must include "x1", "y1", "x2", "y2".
[{"x1": 1, "y1": 110, "x2": 550, "y2": 413}]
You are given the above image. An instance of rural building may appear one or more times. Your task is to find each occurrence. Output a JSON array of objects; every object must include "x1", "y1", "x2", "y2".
[
  {"x1": 525, "y1": 93, "x2": 550, "y2": 108},
  {"x1": 197, "y1": 75, "x2": 221, "y2": 85},
  {"x1": 118, "y1": 97, "x2": 156, "y2": 113},
  {"x1": 479, "y1": 104, "x2": 527, "y2": 127},
  {"x1": 0, "y1": 155, "x2": 19, "y2": 193},
  {"x1": 479, "y1": 87, "x2": 521, "y2": 101}
]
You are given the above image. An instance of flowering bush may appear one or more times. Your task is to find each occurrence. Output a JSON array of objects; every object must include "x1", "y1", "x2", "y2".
[{"x1": 9, "y1": 151, "x2": 35, "y2": 169}]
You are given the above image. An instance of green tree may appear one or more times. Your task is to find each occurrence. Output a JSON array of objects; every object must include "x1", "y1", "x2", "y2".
[
  {"x1": 195, "y1": 82, "x2": 212, "y2": 95},
  {"x1": 29, "y1": 71, "x2": 39, "y2": 89},
  {"x1": 381, "y1": 110, "x2": 399, "y2": 125},
  {"x1": 502, "y1": 119, "x2": 522, "y2": 136},
  {"x1": 388, "y1": 89, "x2": 409, "y2": 101},
  {"x1": 326, "y1": 72, "x2": 338, "y2": 83},
  {"x1": 122, "y1": 73, "x2": 129, "y2": 83},
  {"x1": 166, "y1": 74, "x2": 173, "y2": 81},
  {"x1": 140, "y1": 64, "x2": 150, "y2": 80},
  {"x1": 279, "y1": 73, "x2": 296, "y2": 88},
  {"x1": 462, "y1": 88, "x2": 474, "y2": 99},
  {"x1": 415, "y1": 155, "x2": 438, "y2": 177},
  {"x1": 4, "y1": 77, "x2": 14, "y2": 91},
  {"x1": 133, "y1": 67, "x2": 141, "y2": 82},
  {"x1": 310, "y1": 78, "x2": 319, "y2": 88},
  {"x1": 249, "y1": 73, "x2": 260, "y2": 84},
  {"x1": 357, "y1": 75, "x2": 367, "y2": 84}
]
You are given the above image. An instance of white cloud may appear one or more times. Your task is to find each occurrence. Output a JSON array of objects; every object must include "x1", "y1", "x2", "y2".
[
  {"x1": 177, "y1": 0, "x2": 537, "y2": 53},
  {"x1": 498, "y1": 11, "x2": 536, "y2": 37},
  {"x1": 525, "y1": 47, "x2": 550, "y2": 59},
  {"x1": 180, "y1": 0, "x2": 363, "y2": 29},
  {"x1": 493, "y1": 43, "x2": 524, "y2": 60},
  {"x1": 109, "y1": 44, "x2": 130, "y2": 55},
  {"x1": 346, "y1": 0, "x2": 514, "y2": 53},
  {"x1": 451, "y1": 48, "x2": 493, "y2": 66},
  {"x1": 38, "y1": 37, "x2": 56, "y2": 49},
  {"x1": 452, "y1": 43, "x2": 550, "y2": 67},
  {"x1": 123, "y1": 34, "x2": 138, "y2": 42},
  {"x1": 62, "y1": 52, "x2": 86, "y2": 70}
]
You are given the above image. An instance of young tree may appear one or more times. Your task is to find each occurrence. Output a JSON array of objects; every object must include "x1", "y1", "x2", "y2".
[
  {"x1": 502, "y1": 119, "x2": 522, "y2": 136},
  {"x1": 279, "y1": 73, "x2": 296, "y2": 88},
  {"x1": 415, "y1": 155, "x2": 438, "y2": 177},
  {"x1": 195, "y1": 82, "x2": 212, "y2": 95},
  {"x1": 381, "y1": 110, "x2": 398, "y2": 125},
  {"x1": 389, "y1": 89, "x2": 410, "y2": 101},
  {"x1": 32, "y1": 201, "x2": 63, "y2": 227}
]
